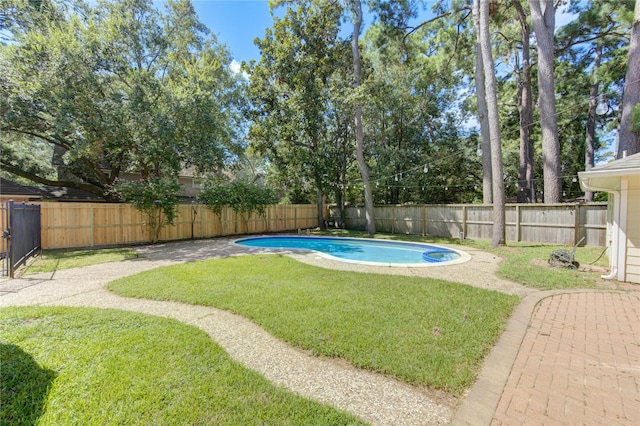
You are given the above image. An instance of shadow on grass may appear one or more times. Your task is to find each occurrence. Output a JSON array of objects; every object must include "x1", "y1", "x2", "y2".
[{"x1": 0, "y1": 343, "x2": 56, "y2": 424}]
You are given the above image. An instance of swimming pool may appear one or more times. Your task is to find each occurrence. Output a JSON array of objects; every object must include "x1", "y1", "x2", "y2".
[{"x1": 235, "y1": 236, "x2": 470, "y2": 267}]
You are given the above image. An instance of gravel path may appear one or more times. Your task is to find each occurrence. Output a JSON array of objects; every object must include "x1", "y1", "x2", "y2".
[{"x1": 0, "y1": 238, "x2": 534, "y2": 425}]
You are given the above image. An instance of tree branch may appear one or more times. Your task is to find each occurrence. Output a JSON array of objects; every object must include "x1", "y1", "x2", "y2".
[
  {"x1": 403, "y1": 5, "x2": 472, "y2": 44},
  {"x1": 555, "y1": 30, "x2": 630, "y2": 55},
  {"x1": 444, "y1": 11, "x2": 471, "y2": 70},
  {"x1": 0, "y1": 163, "x2": 109, "y2": 198},
  {"x1": 2, "y1": 127, "x2": 71, "y2": 150}
]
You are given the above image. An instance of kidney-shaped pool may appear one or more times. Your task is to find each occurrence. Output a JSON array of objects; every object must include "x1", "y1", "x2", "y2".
[{"x1": 235, "y1": 236, "x2": 470, "y2": 267}]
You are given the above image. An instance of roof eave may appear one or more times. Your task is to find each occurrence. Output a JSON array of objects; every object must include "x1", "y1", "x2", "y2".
[{"x1": 579, "y1": 171, "x2": 619, "y2": 192}]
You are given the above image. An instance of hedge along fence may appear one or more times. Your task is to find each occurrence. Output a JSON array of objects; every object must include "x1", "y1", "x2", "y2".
[
  {"x1": 330, "y1": 203, "x2": 608, "y2": 247},
  {"x1": 39, "y1": 202, "x2": 318, "y2": 249}
]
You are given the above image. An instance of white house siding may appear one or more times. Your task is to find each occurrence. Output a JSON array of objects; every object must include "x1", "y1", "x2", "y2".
[{"x1": 625, "y1": 175, "x2": 640, "y2": 284}]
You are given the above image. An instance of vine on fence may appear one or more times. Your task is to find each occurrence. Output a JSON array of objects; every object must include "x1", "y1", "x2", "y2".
[
  {"x1": 198, "y1": 179, "x2": 278, "y2": 232},
  {"x1": 112, "y1": 178, "x2": 180, "y2": 243}
]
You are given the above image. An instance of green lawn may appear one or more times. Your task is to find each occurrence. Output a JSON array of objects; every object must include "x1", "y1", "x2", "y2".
[
  {"x1": 0, "y1": 306, "x2": 364, "y2": 425},
  {"x1": 24, "y1": 233, "x2": 611, "y2": 291},
  {"x1": 10, "y1": 231, "x2": 612, "y2": 421},
  {"x1": 314, "y1": 229, "x2": 612, "y2": 290},
  {"x1": 23, "y1": 247, "x2": 139, "y2": 274},
  {"x1": 108, "y1": 254, "x2": 519, "y2": 395},
  {"x1": 481, "y1": 242, "x2": 610, "y2": 290}
]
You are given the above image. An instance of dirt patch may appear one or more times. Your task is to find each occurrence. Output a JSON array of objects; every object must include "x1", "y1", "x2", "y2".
[
  {"x1": 529, "y1": 259, "x2": 640, "y2": 291},
  {"x1": 579, "y1": 264, "x2": 609, "y2": 273},
  {"x1": 529, "y1": 258, "x2": 608, "y2": 274}
]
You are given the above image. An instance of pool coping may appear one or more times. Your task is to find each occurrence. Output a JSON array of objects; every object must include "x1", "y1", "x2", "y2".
[{"x1": 232, "y1": 235, "x2": 472, "y2": 268}]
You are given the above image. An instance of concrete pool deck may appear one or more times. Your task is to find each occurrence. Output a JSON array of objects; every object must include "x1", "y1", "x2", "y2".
[{"x1": 1, "y1": 237, "x2": 638, "y2": 425}]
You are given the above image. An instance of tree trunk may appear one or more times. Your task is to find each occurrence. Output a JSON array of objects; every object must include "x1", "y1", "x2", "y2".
[
  {"x1": 514, "y1": 0, "x2": 535, "y2": 203},
  {"x1": 351, "y1": 0, "x2": 375, "y2": 235},
  {"x1": 316, "y1": 187, "x2": 325, "y2": 229},
  {"x1": 585, "y1": 43, "x2": 603, "y2": 202},
  {"x1": 477, "y1": 0, "x2": 506, "y2": 246},
  {"x1": 473, "y1": 1, "x2": 493, "y2": 204},
  {"x1": 617, "y1": 0, "x2": 640, "y2": 157},
  {"x1": 531, "y1": 0, "x2": 562, "y2": 203}
]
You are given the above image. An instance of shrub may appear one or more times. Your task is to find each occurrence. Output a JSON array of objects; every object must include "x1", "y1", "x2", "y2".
[{"x1": 112, "y1": 177, "x2": 180, "y2": 243}]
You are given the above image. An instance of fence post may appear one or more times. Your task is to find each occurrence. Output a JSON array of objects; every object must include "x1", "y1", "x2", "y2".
[
  {"x1": 7, "y1": 200, "x2": 13, "y2": 278},
  {"x1": 462, "y1": 205, "x2": 467, "y2": 238},
  {"x1": 0, "y1": 203, "x2": 8, "y2": 277},
  {"x1": 90, "y1": 204, "x2": 95, "y2": 247},
  {"x1": 392, "y1": 205, "x2": 395, "y2": 234},
  {"x1": 282, "y1": 205, "x2": 286, "y2": 232},
  {"x1": 574, "y1": 203, "x2": 581, "y2": 245},
  {"x1": 515, "y1": 204, "x2": 521, "y2": 242},
  {"x1": 200, "y1": 205, "x2": 206, "y2": 238}
]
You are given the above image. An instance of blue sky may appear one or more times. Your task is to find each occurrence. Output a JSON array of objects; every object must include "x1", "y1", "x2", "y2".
[
  {"x1": 189, "y1": 1, "x2": 577, "y2": 66},
  {"x1": 190, "y1": 0, "x2": 379, "y2": 65},
  {"x1": 191, "y1": 0, "x2": 272, "y2": 63}
]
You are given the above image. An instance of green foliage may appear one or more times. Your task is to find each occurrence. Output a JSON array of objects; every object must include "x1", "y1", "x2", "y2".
[
  {"x1": 552, "y1": 0, "x2": 633, "y2": 197},
  {"x1": 362, "y1": 16, "x2": 482, "y2": 205},
  {"x1": 1, "y1": 307, "x2": 362, "y2": 424},
  {"x1": 199, "y1": 178, "x2": 278, "y2": 219},
  {"x1": 0, "y1": 134, "x2": 55, "y2": 185},
  {"x1": 3, "y1": 0, "x2": 633, "y2": 206},
  {"x1": 112, "y1": 177, "x2": 181, "y2": 243},
  {"x1": 0, "y1": 0, "x2": 243, "y2": 199},
  {"x1": 247, "y1": 0, "x2": 351, "y2": 211}
]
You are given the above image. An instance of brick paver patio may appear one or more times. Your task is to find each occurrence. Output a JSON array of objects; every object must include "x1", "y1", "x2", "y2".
[{"x1": 492, "y1": 292, "x2": 640, "y2": 425}]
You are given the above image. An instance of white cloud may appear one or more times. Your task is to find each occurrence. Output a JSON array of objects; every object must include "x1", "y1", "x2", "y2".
[
  {"x1": 230, "y1": 59, "x2": 242, "y2": 73},
  {"x1": 230, "y1": 59, "x2": 250, "y2": 80}
]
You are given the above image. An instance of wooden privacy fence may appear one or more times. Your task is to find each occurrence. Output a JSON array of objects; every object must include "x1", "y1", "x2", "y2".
[
  {"x1": 39, "y1": 203, "x2": 318, "y2": 249},
  {"x1": 331, "y1": 203, "x2": 608, "y2": 247}
]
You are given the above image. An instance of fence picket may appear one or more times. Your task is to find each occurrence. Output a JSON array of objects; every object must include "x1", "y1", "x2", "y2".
[
  {"x1": 35, "y1": 202, "x2": 318, "y2": 250},
  {"x1": 1, "y1": 201, "x2": 609, "y2": 252},
  {"x1": 330, "y1": 203, "x2": 608, "y2": 247}
]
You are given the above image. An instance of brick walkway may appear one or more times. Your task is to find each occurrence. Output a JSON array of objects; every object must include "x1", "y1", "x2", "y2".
[{"x1": 492, "y1": 292, "x2": 640, "y2": 425}]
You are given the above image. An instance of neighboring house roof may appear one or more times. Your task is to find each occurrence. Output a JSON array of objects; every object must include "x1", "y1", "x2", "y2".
[
  {"x1": 0, "y1": 177, "x2": 104, "y2": 202},
  {"x1": 0, "y1": 177, "x2": 42, "y2": 199},
  {"x1": 579, "y1": 152, "x2": 640, "y2": 192},
  {"x1": 36, "y1": 186, "x2": 104, "y2": 202}
]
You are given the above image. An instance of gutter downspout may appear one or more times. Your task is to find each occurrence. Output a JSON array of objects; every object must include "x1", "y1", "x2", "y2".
[
  {"x1": 580, "y1": 177, "x2": 619, "y2": 279},
  {"x1": 602, "y1": 190, "x2": 619, "y2": 280}
]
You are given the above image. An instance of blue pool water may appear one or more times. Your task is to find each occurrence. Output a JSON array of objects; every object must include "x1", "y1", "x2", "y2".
[{"x1": 235, "y1": 236, "x2": 465, "y2": 266}]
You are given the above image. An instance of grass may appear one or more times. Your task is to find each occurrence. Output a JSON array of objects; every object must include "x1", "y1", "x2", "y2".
[
  {"x1": 0, "y1": 306, "x2": 364, "y2": 425},
  {"x1": 8, "y1": 230, "x2": 613, "y2": 422},
  {"x1": 24, "y1": 231, "x2": 611, "y2": 290},
  {"x1": 478, "y1": 241, "x2": 610, "y2": 290},
  {"x1": 313, "y1": 229, "x2": 612, "y2": 290},
  {"x1": 22, "y1": 247, "x2": 139, "y2": 274},
  {"x1": 108, "y1": 254, "x2": 519, "y2": 395}
]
